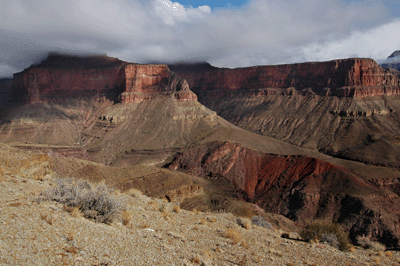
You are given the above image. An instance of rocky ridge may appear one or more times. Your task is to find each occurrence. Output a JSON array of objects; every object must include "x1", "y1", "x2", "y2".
[
  {"x1": 170, "y1": 59, "x2": 400, "y2": 168},
  {"x1": 166, "y1": 141, "x2": 400, "y2": 247},
  {"x1": 170, "y1": 58, "x2": 400, "y2": 98},
  {"x1": 12, "y1": 53, "x2": 196, "y2": 104}
]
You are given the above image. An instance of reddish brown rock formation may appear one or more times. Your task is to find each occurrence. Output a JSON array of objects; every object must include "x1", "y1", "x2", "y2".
[
  {"x1": 119, "y1": 64, "x2": 196, "y2": 103},
  {"x1": 12, "y1": 54, "x2": 197, "y2": 104},
  {"x1": 167, "y1": 141, "x2": 400, "y2": 247},
  {"x1": 14, "y1": 145, "x2": 90, "y2": 161},
  {"x1": 170, "y1": 58, "x2": 400, "y2": 98}
]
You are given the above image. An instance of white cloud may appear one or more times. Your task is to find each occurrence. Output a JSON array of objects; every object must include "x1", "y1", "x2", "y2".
[
  {"x1": 300, "y1": 18, "x2": 400, "y2": 62},
  {"x1": 151, "y1": 0, "x2": 211, "y2": 26},
  {"x1": 0, "y1": 0, "x2": 398, "y2": 76},
  {"x1": 0, "y1": 64, "x2": 17, "y2": 77}
]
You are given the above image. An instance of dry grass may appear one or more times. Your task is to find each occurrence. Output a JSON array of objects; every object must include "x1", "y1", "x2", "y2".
[
  {"x1": 63, "y1": 246, "x2": 78, "y2": 254},
  {"x1": 65, "y1": 232, "x2": 75, "y2": 242},
  {"x1": 300, "y1": 219, "x2": 350, "y2": 251},
  {"x1": 139, "y1": 221, "x2": 149, "y2": 229},
  {"x1": 122, "y1": 210, "x2": 132, "y2": 226},
  {"x1": 228, "y1": 200, "x2": 254, "y2": 218},
  {"x1": 172, "y1": 205, "x2": 181, "y2": 213},
  {"x1": 39, "y1": 178, "x2": 126, "y2": 224},
  {"x1": 237, "y1": 217, "x2": 252, "y2": 230},
  {"x1": 147, "y1": 200, "x2": 159, "y2": 211},
  {"x1": 201, "y1": 249, "x2": 212, "y2": 259},
  {"x1": 207, "y1": 217, "x2": 217, "y2": 223},
  {"x1": 385, "y1": 251, "x2": 393, "y2": 257},
  {"x1": 41, "y1": 213, "x2": 54, "y2": 225},
  {"x1": 70, "y1": 207, "x2": 82, "y2": 217},
  {"x1": 223, "y1": 228, "x2": 241, "y2": 245},
  {"x1": 356, "y1": 235, "x2": 386, "y2": 251},
  {"x1": 126, "y1": 188, "x2": 142, "y2": 198},
  {"x1": 241, "y1": 239, "x2": 249, "y2": 249},
  {"x1": 159, "y1": 203, "x2": 166, "y2": 212},
  {"x1": 191, "y1": 255, "x2": 201, "y2": 264}
]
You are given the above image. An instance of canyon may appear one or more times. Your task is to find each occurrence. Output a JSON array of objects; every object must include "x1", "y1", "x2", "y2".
[
  {"x1": 170, "y1": 59, "x2": 400, "y2": 168},
  {"x1": 1, "y1": 54, "x2": 400, "y2": 248}
]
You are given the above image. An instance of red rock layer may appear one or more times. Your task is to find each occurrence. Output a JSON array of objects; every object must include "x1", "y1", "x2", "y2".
[
  {"x1": 168, "y1": 141, "x2": 339, "y2": 201},
  {"x1": 12, "y1": 54, "x2": 197, "y2": 104},
  {"x1": 167, "y1": 141, "x2": 400, "y2": 247},
  {"x1": 170, "y1": 59, "x2": 400, "y2": 98},
  {"x1": 15, "y1": 146, "x2": 90, "y2": 161},
  {"x1": 119, "y1": 64, "x2": 197, "y2": 103}
]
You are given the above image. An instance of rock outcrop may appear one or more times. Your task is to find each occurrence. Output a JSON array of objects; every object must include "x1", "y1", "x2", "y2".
[
  {"x1": 12, "y1": 53, "x2": 196, "y2": 104},
  {"x1": 170, "y1": 59, "x2": 400, "y2": 99},
  {"x1": 167, "y1": 141, "x2": 400, "y2": 247},
  {"x1": 169, "y1": 59, "x2": 400, "y2": 167},
  {"x1": 119, "y1": 65, "x2": 197, "y2": 103}
]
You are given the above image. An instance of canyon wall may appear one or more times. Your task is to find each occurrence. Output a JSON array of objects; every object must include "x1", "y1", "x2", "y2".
[
  {"x1": 170, "y1": 58, "x2": 400, "y2": 98},
  {"x1": 167, "y1": 141, "x2": 400, "y2": 247},
  {"x1": 11, "y1": 54, "x2": 196, "y2": 104},
  {"x1": 119, "y1": 64, "x2": 197, "y2": 103}
]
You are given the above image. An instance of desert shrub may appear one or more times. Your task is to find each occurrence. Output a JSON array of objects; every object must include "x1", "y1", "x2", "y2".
[
  {"x1": 356, "y1": 235, "x2": 386, "y2": 251},
  {"x1": 385, "y1": 251, "x2": 393, "y2": 257},
  {"x1": 251, "y1": 216, "x2": 273, "y2": 229},
  {"x1": 223, "y1": 228, "x2": 241, "y2": 244},
  {"x1": 39, "y1": 178, "x2": 126, "y2": 224},
  {"x1": 300, "y1": 219, "x2": 350, "y2": 251},
  {"x1": 237, "y1": 217, "x2": 252, "y2": 230},
  {"x1": 172, "y1": 205, "x2": 181, "y2": 213},
  {"x1": 321, "y1": 234, "x2": 340, "y2": 249},
  {"x1": 125, "y1": 188, "x2": 142, "y2": 198},
  {"x1": 228, "y1": 200, "x2": 254, "y2": 218}
]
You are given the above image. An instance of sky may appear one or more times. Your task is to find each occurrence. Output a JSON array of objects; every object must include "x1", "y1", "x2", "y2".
[{"x1": 0, "y1": 0, "x2": 399, "y2": 77}]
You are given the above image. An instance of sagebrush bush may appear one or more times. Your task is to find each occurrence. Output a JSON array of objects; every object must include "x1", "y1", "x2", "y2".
[
  {"x1": 252, "y1": 216, "x2": 273, "y2": 229},
  {"x1": 300, "y1": 219, "x2": 350, "y2": 251},
  {"x1": 321, "y1": 234, "x2": 340, "y2": 249},
  {"x1": 39, "y1": 178, "x2": 126, "y2": 224},
  {"x1": 356, "y1": 235, "x2": 386, "y2": 251}
]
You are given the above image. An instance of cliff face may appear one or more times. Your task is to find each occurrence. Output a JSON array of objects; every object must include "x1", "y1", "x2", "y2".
[
  {"x1": 169, "y1": 59, "x2": 400, "y2": 167},
  {"x1": 119, "y1": 64, "x2": 196, "y2": 103},
  {"x1": 12, "y1": 54, "x2": 196, "y2": 104},
  {"x1": 170, "y1": 58, "x2": 400, "y2": 98},
  {"x1": 167, "y1": 141, "x2": 400, "y2": 247}
]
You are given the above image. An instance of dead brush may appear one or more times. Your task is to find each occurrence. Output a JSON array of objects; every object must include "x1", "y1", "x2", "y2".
[
  {"x1": 228, "y1": 200, "x2": 254, "y2": 218},
  {"x1": 237, "y1": 217, "x2": 252, "y2": 230},
  {"x1": 356, "y1": 234, "x2": 386, "y2": 251},
  {"x1": 172, "y1": 205, "x2": 181, "y2": 213},
  {"x1": 122, "y1": 210, "x2": 133, "y2": 226},
  {"x1": 300, "y1": 219, "x2": 351, "y2": 251},
  {"x1": 39, "y1": 178, "x2": 126, "y2": 224},
  {"x1": 41, "y1": 213, "x2": 54, "y2": 225},
  {"x1": 223, "y1": 228, "x2": 241, "y2": 245}
]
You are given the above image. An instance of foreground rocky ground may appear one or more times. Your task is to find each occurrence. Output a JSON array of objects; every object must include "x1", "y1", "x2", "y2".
[{"x1": 0, "y1": 144, "x2": 399, "y2": 265}]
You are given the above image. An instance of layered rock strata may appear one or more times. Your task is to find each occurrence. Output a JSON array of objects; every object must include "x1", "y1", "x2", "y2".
[
  {"x1": 167, "y1": 141, "x2": 400, "y2": 247},
  {"x1": 169, "y1": 59, "x2": 400, "y2": 167},
  {"x1": 170, "y1": 59, "x2": 400, "y2": 98},
  {"x1": 12, "y1": 54, "x2": 196, "y2": 104}
]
